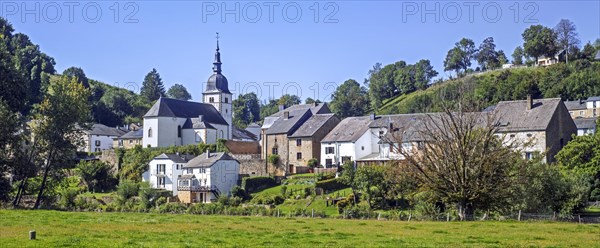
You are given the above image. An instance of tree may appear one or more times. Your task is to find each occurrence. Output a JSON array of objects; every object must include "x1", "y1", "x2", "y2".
[
  {"x1": 581, "y1": 42, "x2": 597, "y2": 61},
  {"x1": 166, "y1": 83, "x2": 191, "y2": 101},
  {"x1": 393, "y1": 97, "x2": 524, "y2": 219},
  {"x1": 277, "y1": 94, "x2": 301, "y2": 108},
  {"x1": 354, "y1": 165, "x2": 387, "y2": 209},
  {"x1": 522, "y1": 25, "x2": 558, "y2": 62},
  {"x1": 330, "y1": 79, "x2": 370, "y2": 118},
  {"x1": 554, "y1": 19, "x2": 580, "y2": 64},
  {"x1": 140, "y1": 68, "x2": 165, "y2": 101},
  {"x1": 413, "y1": 59, "x2": 438, "y2": 90},
  {"x1": 305, "y1": 97, "x2": 321, "y2": 104},
  {"x1": 32, "y1": 75, "x2": 91, "y2": 208},
  {"x1": 368, "y1": 62, "x2": 398, "y2": 109},
  {"x1": 444, "y1": 38, "x2": 477, "y2": 76},
  {"x1": 232, "y1": 93, "x2": 260, "y2": 129},
  {"x1": 62, "y1": 67, "x2": 89, "y2": 88},
  {"x1": 512, "y1": 46, "x2": 524, "y2": 65},
  {"x1": 476, "y1": 37, "x2": 499, "y2": 71},
  {"x1": 0, "y1": 100, "x2": 21, "y2": 202},
  {"x1": 76, "y1": 160, "x2": 116, "y2": 192},
  {"x1": 339, "y1": 161, "x2": 358, "y2": 204},
  {"x1": 497, "y1": 50, "x2": 508, "y2": 66}
]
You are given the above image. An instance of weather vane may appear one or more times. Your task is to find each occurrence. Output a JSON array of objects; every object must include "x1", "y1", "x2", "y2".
[{"x1": 216, "y1": 32, "x2": 220, "y2": 41}]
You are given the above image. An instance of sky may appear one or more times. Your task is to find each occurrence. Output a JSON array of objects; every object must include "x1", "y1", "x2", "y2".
[{"x1": 1, "y1": 1, "x2": 599, "y2": 103}]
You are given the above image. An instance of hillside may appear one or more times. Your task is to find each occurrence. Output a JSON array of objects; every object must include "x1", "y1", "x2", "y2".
[{"x1": 377, "y1": 61, "x2": 600, "y2": 115}]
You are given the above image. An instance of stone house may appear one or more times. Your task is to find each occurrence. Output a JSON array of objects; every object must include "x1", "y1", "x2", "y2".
[
  {"x1": 80, "y1": 124, "x2": 127, "y2": 152},
  {"x1": 113, "y1": 128, "x2": 143, "y2": 149},
  {"x1": 287, "y1": 114, "x2": 340, "y2": 173},
  {"x1": 261, "y1": 103, "x2": 332, "y2": 175},
  {"x1": 494, "y1": 96, "x2": 576, "y2": 163}
]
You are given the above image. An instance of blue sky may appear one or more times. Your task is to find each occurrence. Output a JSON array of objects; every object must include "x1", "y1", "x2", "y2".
[{"x1": 2, "y1": 1, "x2": 599, "y2": 102}]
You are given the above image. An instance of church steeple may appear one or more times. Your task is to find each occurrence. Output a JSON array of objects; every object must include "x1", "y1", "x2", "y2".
[{"x1": 213, "y1": 32, "x2": 222, "y2": 73}]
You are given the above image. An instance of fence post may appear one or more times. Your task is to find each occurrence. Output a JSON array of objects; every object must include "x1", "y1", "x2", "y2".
[
  {"x1": 277, "y1": 208, "x2": 280, "y2": 218},
  {"x1": 578, "y1": 215, "x2": 582, "y2": 224},
  {"x1": 553, "y1": 212, "x2": 556, "y2": 221},
  {"x1": 29, "y1": 230, "x2": 36, "y2": 240},
  {"x1": 518, "y1": 210, "x2": 521, "y2": 221},
  {"x1": 312, "y1": 209, "x2": 314, "y2": 218},
  {"x1": 447, "y1": 212, "x2": 450, "y2": 222},
  {"x1": 378, "y1": 212, "x2": 381, "y2": 220},
  {"x1": 408, "y1": 212, "x2": 412, "y2": 222}
]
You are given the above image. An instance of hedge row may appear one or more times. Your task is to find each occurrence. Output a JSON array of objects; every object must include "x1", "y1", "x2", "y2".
[
  {"x1": 315, "y1": 178, "x2": 348, "y2": 192},
  {"x1": 241, "y1": 176, "x2": 277, "y2": 194}
]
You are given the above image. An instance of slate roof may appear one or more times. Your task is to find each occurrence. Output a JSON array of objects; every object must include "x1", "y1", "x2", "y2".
[
  {"x1": 564, "y1": 100, "x2": 587, "y2": 110},
  {"x1": 119, "y1": 129, "x2": 143, "y2": 139},
  {"x1": 263, "y1": 103, "x2": 332, "y2": 135},
  {"x1": 587, "y1": 96, "x2": 600, "y2": 102},
  {"x1": 289, "y1": 114, "x2": 338, "y2": 138},
  {"x1": 574, "y1": 118, "x2": 597, "y2": 130},
  {"x1": 493, "y1": 98, "x2": 562, "y2": 132},
  {"x1": 182, "y1": 118, "x2": 216, "y2": 129},
  {"x1": 183, "y1": 152, "x2": 238, "y2": 168},
  {"x1": 321, "y1": 116, "x2": 373, "y2": 143},
  {"x1": 153, "y1": 153, "x2": 196, "y2": 163},
  {"x1": 86, "y1": 124, "x2": 127, "y2": 136},
  {"x1": 377, "y1": 114, "x2": 432, "y2": 143},
  {"x1": 233, "y1": 126, "x2": 257, "y2": 140},
  {"x1": 144, "y1": 97, "x2": 228, "y2": 126}
]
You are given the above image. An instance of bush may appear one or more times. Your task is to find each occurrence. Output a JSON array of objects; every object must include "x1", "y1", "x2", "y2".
[
  {"x1": 316, "y1": 178, "x2": 348, "y2": 192},
  {"x1": 158, "y1": 202, "x2": 187, "y2": 214},
  {"x1": 230, "y1": 186, "x2": 249, "y2": 200},
  {"x1": 268, "y1": 154, "x2": 280, "y2": 165},
  {"x1": 57, "y1": 187, "x2": 80, "y2": 210},
  {"x1": 117, "y1": 180, "x2": 139, "y2": 200},
  {"x1": 242, "y1": 176, "x2": 277, "y2": 194},
  {"x1": 307, "y1": 158, "x2": 319, "y2": 168}
]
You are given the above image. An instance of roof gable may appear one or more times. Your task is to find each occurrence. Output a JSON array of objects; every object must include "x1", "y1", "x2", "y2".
[
  {"x1": 290, "y1": 114, "x2": 338, "y2": 138},
  {"x1": 494, "y1": 98, "x2": 561, "y2": 132}
]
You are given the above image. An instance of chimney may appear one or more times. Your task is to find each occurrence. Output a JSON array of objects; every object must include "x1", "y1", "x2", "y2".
[
  {"x1": 278, "y1": 105, "x2": 285, "y2": 111},
  {"x1": 526, "y1": 94, "x2": 533, "y2": 110},
  {"x1": 389, "y1": 122, "x2": 394, "y2": 130},
  {"x1": 312, "y1": 102, "x2": 318, "y2": 107},
  {"x1": 370, "y1": 113, "x2": 376, "y2": 120},
  {"x1": 198, "y1": 115, "x2": 203, "y2": 122},
  {"x1": 206, "y1": 150, "x2": 210, "y2": 158},
  {"x1": 284, "y1": 111, "x2": 289, "y2": 119}
]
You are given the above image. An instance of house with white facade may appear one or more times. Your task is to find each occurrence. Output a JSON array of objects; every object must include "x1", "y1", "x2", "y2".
[
  {"x1": 142, "y1": 153, "x2": 196, "y2": 196},
  {"x1": 80, "y1": 124, "x2": 127, "y2": 152},
  {"x1": 320, "y1": 115, "x2": 378, "y2": 167},
  {"x1": 143, "y1": 152, "x2": 239, "y2": 203},
  {"x1": 142, "y1": 39, "x2": 233, "y2": 147},
  {"x1": 574, "y1": 118, "x2": 597, "y2": 136}
]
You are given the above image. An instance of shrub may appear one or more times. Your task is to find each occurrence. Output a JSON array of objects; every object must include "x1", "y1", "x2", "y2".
[
  {"x1": 307, "y1": 158, "x2": 319, "y2": 168},
  {"x1": 242, "y1": 176, "x2": 277, "y2": 194},
  {"x1": 57, "y1": 187, "x2": 80, "y2": 210},
  {"x1": 268, "y1": 154, "x2": 280, "y2": 165},
  {"x1": 230, "y1": 186, "x2": 249, "y2": 200},
  {"x1": 117, "y1": 180, "x2": 139, "y2": 200},
  {"x1": 316, "y1": 178, "x2": 348, "y2": 192},
  {"x1": 158, "y1": 202, "x2": 187, "y2": 214}
]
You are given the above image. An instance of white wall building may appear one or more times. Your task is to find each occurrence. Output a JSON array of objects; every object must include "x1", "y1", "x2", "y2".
[
  {"x1": 143, "y1": 152, "x2": 239, "y2": 203},
  {"x1": 80, "y1": 124, "x2": 126, "y2": 152},
  {"x1": 142, "y1": 40, "x2": 233, "y2": 148},
  {"x1": 320, "y1": 116, "x2": 378, "y2": 167}
]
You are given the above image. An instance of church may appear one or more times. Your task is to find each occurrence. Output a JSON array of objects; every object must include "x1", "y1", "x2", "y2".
[{"x1": 142, "y1": 40, "x2": 233, "y2": 147}]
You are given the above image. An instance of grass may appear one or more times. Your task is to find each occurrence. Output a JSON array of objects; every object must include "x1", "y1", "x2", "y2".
[{"x1": 1, "y1": 210, "x2": 599, "y2": 247}]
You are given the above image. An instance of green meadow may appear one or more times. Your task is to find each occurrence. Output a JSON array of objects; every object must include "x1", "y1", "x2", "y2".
[{"x1": 1, "y1": 210, "x2": 599, "y2": 247}]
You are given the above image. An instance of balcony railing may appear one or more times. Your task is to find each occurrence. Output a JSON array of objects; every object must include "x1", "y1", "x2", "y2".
[{"x1": 178, "y1": 185, "x2": 220, "y2": 194}]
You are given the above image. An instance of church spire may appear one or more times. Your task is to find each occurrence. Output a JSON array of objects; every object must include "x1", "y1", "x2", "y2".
[{"x1": 213, "y1": 32, "x2": 222, "y2": 73}]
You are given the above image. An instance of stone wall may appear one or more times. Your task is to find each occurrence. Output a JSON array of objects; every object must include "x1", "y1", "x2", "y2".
[
  {"x1": 100, "y1": 149, "x2": 119, "y2": 175},
  {"x1": 231, "y1": 154, "x2": 269, "y2": 177}
]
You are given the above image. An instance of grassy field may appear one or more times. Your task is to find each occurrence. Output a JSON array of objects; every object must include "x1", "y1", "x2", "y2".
[{"x1": 1, "y1": 210, "x2": 599, "y2": 247}]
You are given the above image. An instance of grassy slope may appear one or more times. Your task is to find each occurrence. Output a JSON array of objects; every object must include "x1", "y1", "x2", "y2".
[
  {"x1": 377, "y1": 68, "x2": 531, "y2": 114},
  {"x1": 1, "y1": 210, "x2": 599, "y2": 247}
]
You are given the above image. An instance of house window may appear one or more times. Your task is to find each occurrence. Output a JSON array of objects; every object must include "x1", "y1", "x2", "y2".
[
  {"x1": 128, "y1": 139, "x2": 133, "y2": 144},
  {"x1": 580, "y1": 111, "x2": 584, "y2": 116},
  {"x1": 296, "y1": 139, "x2": 302, "y2": 146},
  {"x1": 177, "y1": 125, "x2": 182, "y2": 138},
  {"x1": 118, "y1": 140, "x2": 123, "y2": 146},
  {"x1": 272, "y1": 147, "x2": 278, "y2": 155},
  {"x1": 325, "y1": 147, "x2": 334, "y2": 154},
  {"x1": 526, "y1": 133, "x2": 532, "y2": 137},
  {"x1": 361, "y1": 146, "x2": 364, "y2": 151},
  {"x1": 148, "y1": 128, "x2": 153, "y2": 138},
  {"x1": 525, "y1": 152, "x2": 533, "y2": 160},
  {"x1": 94, "y1": 148, "x2": 101, "y2": 152},
  {"x1": 157, "y1": 164, "x2": 166, "y2": 174},
  {"x1": 274, "y1": 138, "x2": 278, "y2": 143},
  {"x1": 594, "y1": 109, "x2": 597, "y2": 117},
  {"x1": 95, "y1": 140, "x2": 101, "y2": 146},
  {"x1": 158, "y1": 177, "x2": 165, "y2": 187},
  {"x1": 220, "y1": 130, "x2": 224, "y2": 138},
  {"x1": 417, "y1": 141, "x2": 424, "y2": 150},
  {"x1": 296, "y1": 152, "x2": 302, "y2": 160},
  {"x1": 186, "y1": 168, "x2": 193, "y2": 174},
  {"x1": 378, "y1": 131, "x2": 384, "y2": 137},
  {"x1": 325, "y1": 159, "x2": 332, "y2": 166},
  {"x1": 201, "y1": 168, "x2": 206, "y2": 173}
]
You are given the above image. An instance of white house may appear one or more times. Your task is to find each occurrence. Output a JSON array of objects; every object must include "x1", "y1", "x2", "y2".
[
  {"x1": 574, "y1": 118, "x2": 596, "y2": 136},
  {"x1": 178, "y1": 152, "x2": 239, "y2": 203},
  {"x1": 80, "y1": 124, "x2": 126, "y2": 152},
  {"x1": 142, "y1": 153, "x2": 196, "y2": 196},
  {"x1": 142, "y1": 40, "x2": 233, "y2": 148},
  {"x1": 320, "y1": 115, "x2": 378, "y2": 167},
  {"x1": 143, "y1": 152, "x2": 240, "y2": 204}
]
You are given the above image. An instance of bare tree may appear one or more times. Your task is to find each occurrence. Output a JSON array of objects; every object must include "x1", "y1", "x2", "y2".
[
  {"x1": 555, "y1": 19, "x2": 580, "y2": 64},
  {"x1": 387, "y1": 93, "x2": 525, "y2": 220}
]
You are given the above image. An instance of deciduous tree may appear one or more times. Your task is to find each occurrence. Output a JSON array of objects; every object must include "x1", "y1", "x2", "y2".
[
  {"x1": 554, "y1": 19, "x2": 580, "y2": 63},
  {"x1": 330, "y1": 79, "x2": 370, "y2": 118},
  {"x1": 166, "y1": 83, "x2": 192, "y2": 101},
  {"x1": 522, "y1": 25, "x2": 558, "y2": 62}
]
